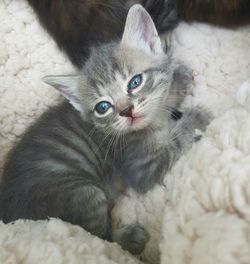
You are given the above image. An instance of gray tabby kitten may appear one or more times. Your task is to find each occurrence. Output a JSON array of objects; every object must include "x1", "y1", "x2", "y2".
[{"x1": 0, "y1": 5, "x2": 210, "y2": 254}]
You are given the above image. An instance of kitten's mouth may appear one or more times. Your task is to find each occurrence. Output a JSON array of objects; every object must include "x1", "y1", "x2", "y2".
[{"x1": 128, "y1": 113, "x2": 146, "y2": 128}]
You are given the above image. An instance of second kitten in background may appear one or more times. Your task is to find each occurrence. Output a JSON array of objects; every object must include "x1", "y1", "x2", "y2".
[
  {"x1": 26, "y1": 0, "x2": 178, "y2": 68},
  {"x1": 178, "y1": 0, "x2": 250, "y2": 27},
  {"x1": 26, "y1": 0, "x2": 249, "y2": 69}
]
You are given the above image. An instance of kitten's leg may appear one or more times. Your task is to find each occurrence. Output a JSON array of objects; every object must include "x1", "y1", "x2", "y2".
[
  {"x1": 51, "y1": 184, "x2": 112, "y2": 239},
  {"x1": 46, "y1": 183, "x2": 149, "y2": 254},
  {"x1": 0, "y1": 182, "x2": 111, "y2": 238},
  {"x1": 169, "y1": 65, "x2": 194, "y2": 108}
]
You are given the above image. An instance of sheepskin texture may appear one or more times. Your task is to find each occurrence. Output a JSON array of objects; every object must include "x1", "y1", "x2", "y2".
[{"x1": 1, "y1": 0, "x2": 250, "y2": 263}]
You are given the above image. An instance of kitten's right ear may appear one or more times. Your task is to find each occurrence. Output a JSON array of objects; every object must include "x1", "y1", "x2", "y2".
[
  {"x1": 42, "y1": 75, "x2": 82, "y2": 112},
  {"x1": 121, "y1": 4, "x2": 163, "y2": 54}
]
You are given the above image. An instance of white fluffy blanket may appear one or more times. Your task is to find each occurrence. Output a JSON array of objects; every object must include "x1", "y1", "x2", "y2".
[{"x1": 1, "y1": 1, "x2": 250, "y2": 263}]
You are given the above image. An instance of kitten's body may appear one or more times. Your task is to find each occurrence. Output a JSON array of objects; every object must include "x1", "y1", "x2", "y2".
[{"x1": 0, "y1": 6, "x2": 210, "y2": 254}]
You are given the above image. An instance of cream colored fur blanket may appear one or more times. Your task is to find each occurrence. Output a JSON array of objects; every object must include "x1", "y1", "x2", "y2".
[{"x1": 1, "y1": 1, "x2": 250, "y2": 263}]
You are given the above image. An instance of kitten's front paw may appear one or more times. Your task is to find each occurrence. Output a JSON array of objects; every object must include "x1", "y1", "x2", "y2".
[
  {"x1": 112, "y1": 223, "x2": 150, "y2": 255},
  {"x1": 184, "y1": 106, "x2": 212, "y2": 132},
  {"x1": 180, "y1": 106, "x2": 212, "y2": 141},
  {"x1": 172, "y1": 106, "x2": 212, "y2": 151}
]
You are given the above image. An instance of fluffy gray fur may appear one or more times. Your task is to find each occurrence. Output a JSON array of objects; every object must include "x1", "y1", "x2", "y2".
[{"x1": 0, "y1": 5, "x2": 211, "y2": 254}]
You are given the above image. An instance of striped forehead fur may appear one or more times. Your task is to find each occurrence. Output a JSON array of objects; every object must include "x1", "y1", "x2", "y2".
[{"x1": 81, "y1": 42, "x2": 172, "y2": 96}]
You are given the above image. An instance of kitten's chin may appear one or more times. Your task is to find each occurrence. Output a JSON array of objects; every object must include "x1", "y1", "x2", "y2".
[{"x1": 128, "y1": 116, "x2": 150, "y2": 131}]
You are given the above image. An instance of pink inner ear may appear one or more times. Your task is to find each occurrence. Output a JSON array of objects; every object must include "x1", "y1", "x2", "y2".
[
  {"x1": 139, "y1": 9, "x2": 157, "y2": 51},
  {"x1": 122, "y1": 5, "x2": 161, "y2": 53}
]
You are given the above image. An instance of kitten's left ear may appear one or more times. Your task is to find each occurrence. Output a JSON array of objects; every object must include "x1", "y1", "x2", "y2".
[
  {"x1": 121, "y1": 4, "x2": 163, "y2": 54},
  {"x1": 42, "y1": 75, "x2": 82, "y2": 112}
]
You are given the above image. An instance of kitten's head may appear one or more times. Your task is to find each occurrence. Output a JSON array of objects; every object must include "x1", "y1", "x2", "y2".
[{"x1": 43, "y1": 5, "x2": 174, "y2": 134}]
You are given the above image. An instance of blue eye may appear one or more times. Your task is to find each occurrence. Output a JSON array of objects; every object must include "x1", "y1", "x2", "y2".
[
  {"x1": 95, "y1": 101, "x2": 112, "y2": 115},
  {"x1": 128, "y1": 74, "x2": 142, "y2": 91}
]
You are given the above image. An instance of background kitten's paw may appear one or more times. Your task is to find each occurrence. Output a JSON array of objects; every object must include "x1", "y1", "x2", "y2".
[{"x1": 112, "y1": 223, "x2": 150, "y2": 255}]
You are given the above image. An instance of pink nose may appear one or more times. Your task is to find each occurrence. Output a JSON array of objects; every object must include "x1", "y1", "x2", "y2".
[{"x1": 119, "y1": 105, "x2": 134, "y2": 117}]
